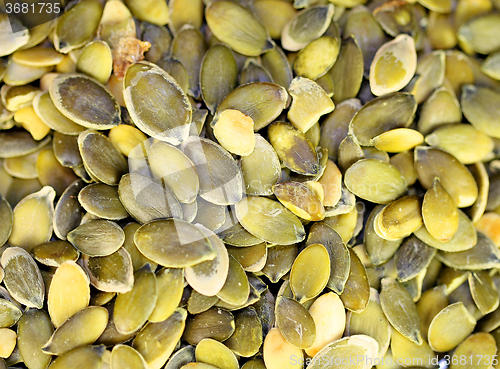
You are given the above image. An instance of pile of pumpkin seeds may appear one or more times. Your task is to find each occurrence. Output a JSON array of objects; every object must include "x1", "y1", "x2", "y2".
[{"x1": 1, "y1": 0, "x2": 500, "y2": 368}]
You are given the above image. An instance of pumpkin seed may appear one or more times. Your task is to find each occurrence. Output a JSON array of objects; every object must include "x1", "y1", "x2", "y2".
[
  {"x1": 183, "y1": 307, "x2": 235, "y2": 345},
  {"x1": 52, "y1": 133, "x2": 83, "y2": 168},
  {"x1": 82, "y1": 248, "x2": 134, "y2": 293},
  {"x1": 380, "y1": 277, "x2": 422, "y2": 345},
  {"x1": 124, "y1": 62, "x2": 192, "y2": 145},
  {"x1": 261, "y1": 44, "x2": 294, "y2": 90},
  {"x1": 53, "y1": 180, "x2": 85, "y2": 240},
  {"x1": 47, "y1": 345, "x2": 105, "y2": 369},
  {"x1": 164, "y1": 345, "x2": 195, "y2": 369},
  {"x1": 273, "y1": 181, "x2": 325, "y2": 221},
  {"x1": 428, "y1": 302, "x2": 476, "y2": 352},
  {"x1": 263, "y1": 327, "x2": 303, "y2": 369},
  {"x1": 340, "y1": 248, "x2": 370, "y2": 313},
  {"x1": 78, "y1": 184, "x2": 128, "y2": 220},
  {"x1": 235, "y1": 196, "x2": 305, "y2": 245},
  {"x1": 108, "y1": 125, "x2": 147, "y2": 157},
  {"x1": 0, "y1": 196, "x2": 12, "y2": 247},
  {"x1": 275, "y1": 296, "x2": 316, "y2": 349},
  {"x1": 114, "y1": 265, "x2": 157, "y2": 335},
  {"x1": 68, "y1": 220, "x2": 125, "y2": 257},
  {"x1": 205, "y1": 1, "x2": 272, "y2": 56},
  {"x1": 240, "y1": 59, "x2": 273, "y2": 85},
  {"x1": 409, "y1": 50, "x2": 445, "y2": 104},
  {"x1": 260, "y1": 244, "x2": 298, "y2": 283},
  {"x1": 390, "y1": 330, "x2": 435, "y2": 368},
  {"x1": 451, "y1": 332, "x2": 497, "y2": 369},
  {"x1": 469, "y1": 271, "x2": 499, "y2": 315},
  {"x1": 17, "y1": 309, "x2": 53, "y2": 369},
  {"x1": 110, "y1": 345, "x2": 148, "y2": 369},
  {"x1": 375, "y1": 196, "x2": 422, "y2": 241},
  {"x1": 48, "y1": 261, "x2": 90, "y2": 328},
  {"x1": 457, "y1": 13, "x2": 500, "y2": 54},
  {"x1": 195, "y1": 339, "x2": 239, "y2": 369},
  {"x1": 395, "y1": 236, "x2": 436, "y2": 282},
  {"x1": 462, "y1": 85, "x2": 500, "y2": 139},
  {"x1": 369, "y1": 35, "x2": 417, "y2": 96},
  {"x1": 213, "y1": 109, "x2": 255, "y2": 156},
  {"x1": 371, "y1": 128, "x2": 423, "y2": 153},
  {"x1": 216, "y1": 255, "x2": 249, "y2": 306},
  {"x1": 224, "y1": 307, "x2": 262, "y2": 357},
  {"x1": 149, "y1": 267, "x2": 184, "y2": 322},
  {"x1": 42, "y1": 306, "x2": 108, "y2": 356},
  {"x1": 134, "y1": 219, "x2": 216, "y2": 267}
]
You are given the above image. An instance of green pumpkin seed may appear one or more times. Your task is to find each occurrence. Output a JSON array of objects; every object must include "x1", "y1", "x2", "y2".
[
  {"x1": 451, "y1": 332, "x2": 496, "y2": 369},
  {"x1": 0, "y1": 196, "x2": 12, "y2": 247},
  {"x1": 149, "y1": 267, "x2": 184, "y2": 322},
  {"x1": 390, "y1": 329, "x2": 435, "y2": 368},
  {"x1": 52, "y1": 133, "x2": 83, "y2": 168},
  {"x1": 469, "y1": 271, "x2": 499, "y2": 315},
  {"x1": 0, "y1": 298, "x2": 21, "y2": 329},
  {"x1": 200, "y1": 45, "x2": 238, "y2": 114},
  {"x1": 114, "y1": 265, "x2": 157, "y2": 335},
  {"x1": 281, "y1": 5, "x2": 334, "y2": 51},
  {"x1": 47, "y1": 261, "x2": 90, "y2": 328},
  {"x1": 461, "y1": 85, "x2": 500, "y2": 139},
  {"x1": 124, "y1": 62, "x2": 192, "y2": 145},
  {"x1": 213, "y1": 82, "x2": 288, "y2": 132},
  {"x1": 205, "y1": 1, "x2": 272, "y2": 56},
  {"x1": 482, "y1": 51, "x2": 500, "y2": 81},
  {"x1": 0, "y1": 130, "x2": 51, "y2": 159},
  {"x1": 50, "y1": 74, "x2": 120, "y2": 130},
  {"x1": 110, "y1": 345, "x2": 148, "y2": 369},
  {"x1": 293, "y1": 37, "x2": 339, "y2": 80},
  {"x1": 375, "y1": 196, "x2": 422, "y2": 241},
  {"x1": 78, "y1": 131, "x2": 127, "y2": 186},
  {"x1": 195, "y1": 338, "x2": 238, "y2": 369},
  {"x1": 428, "y1": 302, "x2": 476, "y2": 352},
  {"x1": 47, "y1": 345, "x2": 105, "y2": 369},
  {"x1": 416, "y1": 285, "x2": 449, "y2": 341},
  {"x1": 457, "y1": 13, "x2": 500, "y2": 54},
  {"x1": 235, "y1": 196, "x2": 305, "y2": 245},
  {"x1": 134, "y1": 219, "x2": 216, "y2": 267},
  {"x1": 181, "y1": 137, "x2": 243, "y2": 205},
  {"x1": 118, "y1": 173, "x2": 183, "y2": 224},
  {"x1": 395, "y1": 236, "x2": 436, "y2": 282},
  {"x1": 344, "y1": 159, "x2": 406, "y2": 204},
  {"x1": 224, "y1": 307, "x2": 262, "y2": 357},
  {"x1": 261, "y1": 44, "x2": 293, "y2": 90},
  {"x1": 187, "y1": 291, "x2": 218, "y2": 315},
  {"x1": 340, "y1": 249, "x2": 370, "y2": 313},
  {"x1": 0, "y1": 14, "x2": 29, "y2": 57},
  {"x1": 17, "y1": 309, "x2": 53, "y2": 369},
  {"x1": 408, "y1": 50, "x2": 445, "y2": 104},
  {"x1": 67, "y1": 219, "x2": 125, "y2": 257},
  {"x1": 78, "y1": 184, "x2": 128, "y2": 220},
  {"x1": 3, "y1": 149, "x2": 40, "y2": 179},
  {"x1": 349, "y1": 92, "x2": 416, "y2": 146},
  {"x1": 82, "y1": 248, "x2": 134, "y2": 293},
  {"x1": 418, "y1": 86, "x2": 462, "y2": 135},
  {"x1": 3, "y1": 60, "x2": 51, "y2": 87},
  {"x1": 108, "y1": 125, "x2": 148, "y2": 158},
  {"x1": 183, "y1": 307, "x2": 235, "y2": 345},
  {"x1": 53, "y1": 180, "x2": 85, "y2": 240},
  {"x1": 275, "y1": 296, "x2": 316, "y2": 349},
  {"x1": 42, "y1": 306, "x2": 108, "y2": 356},
  {"x1": 36, "y1": 147, "x2": 79, "y2": 196},
  {"x1": 380, "y1": 277, "x2": 422, "y2": 345},
  {"x1": 415, "y1": 146, "x2": 478, "y2": 208},
  {"x1": 95, "y1": 305, "x2": 136, "y2": 347},
  {"x1": 192, "y1": 198, "x2": 226, "y2": 232},
  {"x1": 268, "y1": 121, "x2": 319, "y2": 176},
  {"x1": 240, "y1": 59, "x2": 273, "y2": 85},
  {"x1": 273, "y1": 181, "x2": 325, "y2": 221},
  {"x1": 226, "y1": 243, "x2": 267, "y2": 273},
  {"x1": 216, "y1": 255, "x2": 249, "y2": 306},
  {"x1": 76, "y1": 41, "x2": 113, "y2": 85},
  {"x1": 164, "y1": 345, "x2": 195, "y2": 369}
]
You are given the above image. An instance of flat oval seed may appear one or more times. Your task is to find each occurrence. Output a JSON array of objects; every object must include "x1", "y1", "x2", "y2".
[
  {"x1": 78, "y1": 184, "x2": 128, "y2": 220},
  {"x1": 371, "y1": 128, "x2": 424, "y2": 153},
  {"x1": 4, "y1": 150, "x2": 39, "y2": 179},
  {"x1": 214, "y1": 82, "x2": 288, "y2": 132},
  {"x1": 394, "y1": 236, "x2": 436, "y2": 283},
  {"x1": 345, "y1": 159, "x2": 407, "y2": 204},
  {"x1": 195, "y1": 339, "x2": 239, "y2": 369},
  {"x1": 185, "y1": 225, "x2": 229, "y2": 297},
  {"x1": 276, "y1": 296, "x2": 316, "y2": 349},
  {"x1": 235, "y1": 196, "x2": 305, "y2": 245},
  {"x1": 78, "y1": 131, "x2": 127, "y2": 186},
  {"x1": 9, "y1": 186, "x2": 55, "y2": 251},
  {"x1": 67, "y1": 219, "x2": 125, "y2": 257},
  {"x1": 307, "y1": 223, "x2": 350, "y2": 294},
  {"x1": 370, "y1": 34, "x2": 417, "y2": 96},
  {"x1": 263, "y1": 327, "x2": 303, "y2": 369},
  {"x1": 114, "y1": 265, "x2": 157, "y2": 335},
  {"x1": 428, "y1": 302, "x2": 476, "y2": 352},
  {"x1": 52, "y1": 132, "x2": 83, "y2": 168},
  {"x1": 349, "y1": 92, "x2": 416, "y2": 146},
  {"x1": 273, "y1": 181, "x2": 325, "y2": 221},
  {"x1": 200, "y1": 44, "x2": 238, "y2": 114},
  {"x1": 148, "y1": 141, "x2": 199, "y2": 204},
  {"x1": 346, "y1": 289, "x2": 391, "y2": 360},
  {"x1": 17, "y1": 309, "x2": 53, "y2": 369},
  {"x1": 224, "y1": 307, "x2": 263, "y2": 357},
  {"x1": 124, "y1": 62, "x2": 192, "y2": 145},
  {"x1": 213, "y1": 109, "x2": 255, "y2": 157},
  {"x1": 294, "y1": 36, "x2": 340, "y2": 80},
  {"x1": 183, "y1": 307, "x2": 235, "y2": 345},
  {"x1": 462, "y1": 85, "x2": 500, "y2": 139},
  {"x1": 415, "y1": 147, "x2": 478, "y2": 208},
  {"x1": 50, "y1": 74, "x2": 120, "y2": 130},
  {"x1": 1, "y1": 247, "x2": 44, "y2": 308},
  {"x1": 82, "y1": 248, "x2": 134, "y2": 293},
  {"x1": 149, "y1": 267, "x2": 184, "y2": 323},
  {"x1": 457, "y1": 13, "x2": 500, "y2": 54},
  {"x1": 227, "y1": 243, "x2": 267, "y2": 273},
  {"x1": 422, "y1": 177, "x2": 459, "y2": 242},
  {"x1": 281, "y1": 5, "x2": 334, "y2": 51},
  {"x1": 0, "y1": 130, "x2": 51, "y2": 159},
  {"x1": 390, "y1": 329, "x2": 435, "y2": 368},
  {"x1": 380, "y1": 278, "x2": 422, "y2": 345},
  {"x1": 0, "y1": 298, "x2": 21, "y2": 328},
  {"x1": 33, "y1": 92, "x2": 85, "y2": 136},
  {"x1": 216, "y1": 255, "x2": 249, "y2": 306},
  {"x1": 42, "y1": 306, "x2": 108, "y2": 356},
  {"x1": 469, "y1": 271, "x2": 499, "y2": 315},
  {"x1": 375, "y1": 196, "x2": 423, "y2": 240},
  {"x1": 0, "y1": 13, "x2": 29, "y2": 57},
  {"x1": 0, "y1": 328, "x2": 16, "y2": 358},
  {"x1": 36, "y1": 147, "x2": 79, "y2": 196},
  {"x1": 48, "y1": 261, "x2": 90, "y2": 328},
  {"x1": 181, "y1": 137, "x2": 243, "y2": 206},
  {"x1": 290, "y1": 244, "x2": 330, "y2": 303},
  {"x1": 205, "y1": 1, "x2": 272, "y2": 57},
  {"x1": 451, "y1": 332, "x2": 496, "y2": 369},
  {"x1": 134, "y1": 219, "x2": 216, "y2": 268},
  {"x1": 417, "y1": 86, "x2": 462, "y2": 135},
  {"x1": 47, "y1": 345, "x2": 105, "y2": 369},
  {"x1": 54, "y1": 180, "x2": 85, "y2": 240},
  {"x1": 340, "y1": 248, "x2": 370, "y2": 313},
  {"x1": 132, "y1": 309, "x2": 187, "y2": 369},
  {"x1": 110, "y1": 345, "x2": 147, "y2": 369},
  {"x1": 76, "y1": 41, "x2": 113, "y2": 85},
  {"x1": 306, "y1": 335, "x2": 379, "y2": 369},
  {"x1": 306, "y1": 292, "x2": 346, "y2": 357},
  {"x1": 108, "y1": 125, "x2": 147, "y2": 157}
]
